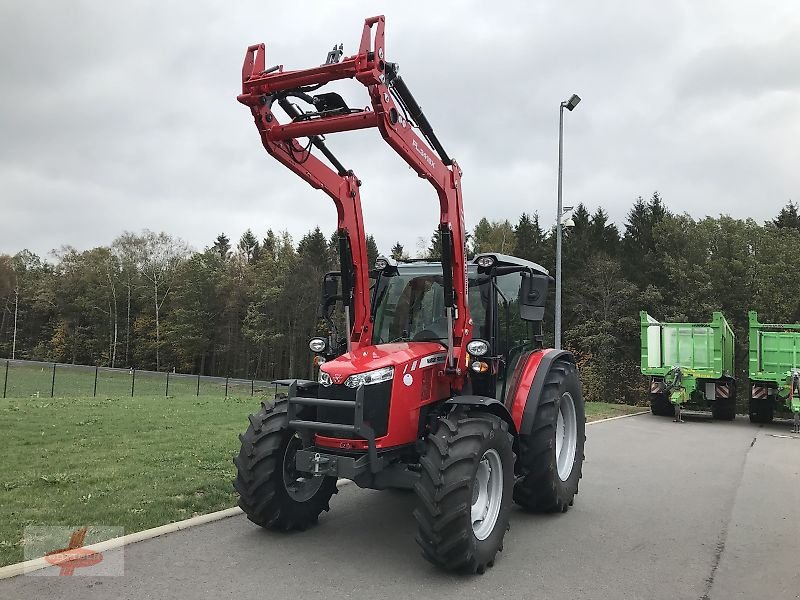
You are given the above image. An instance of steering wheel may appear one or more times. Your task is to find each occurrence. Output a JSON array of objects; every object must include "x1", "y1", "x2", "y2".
[{"x1": 412, "y1": 329, "x2": 444, "y2": 342}]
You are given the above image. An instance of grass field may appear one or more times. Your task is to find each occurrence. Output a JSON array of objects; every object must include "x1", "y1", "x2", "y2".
[
  {"x1": 1, "y1": 360, "x2": 270, "y2": 400},
  {"x1": 0, "y1": 394, "x2": 643, "y2": 567}
]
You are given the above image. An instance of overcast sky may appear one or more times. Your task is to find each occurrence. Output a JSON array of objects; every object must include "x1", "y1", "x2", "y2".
[{"x1": 1, "y1": 1, "x2": 798, "y2": 259}]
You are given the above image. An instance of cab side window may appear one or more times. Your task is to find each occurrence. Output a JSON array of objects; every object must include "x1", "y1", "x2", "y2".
[{"x1": 495, "y1": 272, "x2": 530, "y2": 400}]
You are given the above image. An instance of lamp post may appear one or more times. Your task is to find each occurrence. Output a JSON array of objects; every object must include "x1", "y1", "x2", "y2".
[{"x1": 556, "y1": 94, "x2": 581, "y2": 350}]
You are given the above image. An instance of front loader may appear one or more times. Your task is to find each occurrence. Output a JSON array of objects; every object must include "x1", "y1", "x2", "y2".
[{"x1": 233, "y1": 16, "x2": 586, "y2": 573}]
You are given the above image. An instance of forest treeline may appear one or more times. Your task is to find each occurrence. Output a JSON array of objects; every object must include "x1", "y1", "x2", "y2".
[{"x1": 2, "y1": 194, "x2": 800, "y2": 403}]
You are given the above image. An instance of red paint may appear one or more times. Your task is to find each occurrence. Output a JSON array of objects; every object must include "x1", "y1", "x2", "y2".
[
  {"x1": 238, "y1": 16, "x2": 470, "y2": 381},
  {"x1": 317, "y1": 343, "x2": 449, "y2": 450},
  {"x1": 43, "y1": 527, "x2": 103, "y2": 576},
  {"x1": 508, "y1": 349, "x2": 555, "y2": 431}
]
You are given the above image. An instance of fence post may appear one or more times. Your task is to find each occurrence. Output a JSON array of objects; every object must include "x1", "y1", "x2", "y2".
[
  {"x1": 196, "y1": 373, "x2": 201, "y2": 397},
  {"x1": 51, "y1": 363, "x2": 56, "y2": 398},
  {"x1": 3, "y1": 360, "x2": 8, "y2": 398},
  {"x1": 225, "y1": 377, "x2": 229, "y2": 398},
  {"x1": 165, "y1": 372, "x2": 170, "y2": 397},
  {"x1": 131, "y1": 369, "x2": 136, "y2": 397},
  {"x1": 93, "y1": 366, "x2": 98, "y2": 397},
  {"x1": 251, "y1": 379, "x2": 254, "y2": 397}
]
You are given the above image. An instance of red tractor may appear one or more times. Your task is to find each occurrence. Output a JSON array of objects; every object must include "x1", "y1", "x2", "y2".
[{"x1": 234, "y1": 16, "x2": 586, "y2": 574}]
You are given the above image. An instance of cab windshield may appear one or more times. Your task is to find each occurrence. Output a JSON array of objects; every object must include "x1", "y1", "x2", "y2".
[{"x1": 372, "y1": 266, "x2": 487, "y2": 345}]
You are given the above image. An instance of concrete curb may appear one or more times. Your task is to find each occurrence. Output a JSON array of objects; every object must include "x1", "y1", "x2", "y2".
[
  {"x1": 0, "y1": 410, "x2": 645, "y2": 580},
  {"x1": 587, "y1": 410, "x2": 649, "y2": 424}
]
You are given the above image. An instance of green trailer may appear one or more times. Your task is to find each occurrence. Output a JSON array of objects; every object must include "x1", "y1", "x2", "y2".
[
  {"x1": 748, "y1": 311, "x2": 800, "y2": 432},
  {"x1": 640, "y1": 311, "x2": 736, "y2": 421}
]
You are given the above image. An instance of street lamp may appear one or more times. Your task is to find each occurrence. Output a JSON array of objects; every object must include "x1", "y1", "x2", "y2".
[{"x1": 556, "y1": 94, "x2": 581, "y2": 350}]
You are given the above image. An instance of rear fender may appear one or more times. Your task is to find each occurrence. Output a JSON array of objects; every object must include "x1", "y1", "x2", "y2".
[{"x1": 509, "y1": 349, "x2": 574, "y2": 436}]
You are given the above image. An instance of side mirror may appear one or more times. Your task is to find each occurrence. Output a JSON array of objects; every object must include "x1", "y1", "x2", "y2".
[{"x1": 519, "y1": 271, "x2": 549, "y2": 321}]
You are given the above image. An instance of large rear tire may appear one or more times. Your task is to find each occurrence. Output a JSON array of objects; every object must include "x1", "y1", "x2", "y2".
[
  {"x1": 413, "y1": 410, "x2": 514, "y2": 574},
  {"x1": 233, "y1": 398, "x2": 337, "y2": 530},
  {"x1": 650, "y1": 392, "x2": 673, "y2": 417},
  {"x1": 513, "y1": 359, "x2": 586, "y2": 513}
]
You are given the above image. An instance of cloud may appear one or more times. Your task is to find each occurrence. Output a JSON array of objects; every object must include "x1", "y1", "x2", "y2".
[{"x1": 0, "y1": 0, "x2": 798, "y2": 259}]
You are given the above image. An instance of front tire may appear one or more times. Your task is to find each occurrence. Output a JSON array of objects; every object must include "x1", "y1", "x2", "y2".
[
  {"x1": 233, "y1": 398, "x2": 337, "y2": 530},
  {"x1": 413, "y1": 411, "x2": 514, "y2": 574},
  {"x1": 514, "y1": 359, "x2": 586, "y2": 513}
]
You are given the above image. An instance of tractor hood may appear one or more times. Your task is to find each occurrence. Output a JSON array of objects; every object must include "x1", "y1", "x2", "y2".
[{"x1": 320, "y1": 342, "x2": 447, "y2": 382}]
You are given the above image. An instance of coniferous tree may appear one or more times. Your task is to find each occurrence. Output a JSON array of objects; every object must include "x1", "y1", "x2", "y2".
[
  {"x1": 238, "y1": 230, "x2": 260, "y2": 264},
  {"x1": 773, "y1": 201, "x2": 800, "y2": 229},
  {"x1": 391, "y1": 242, "x2": 406, "y2": 261},
  {"x1": 513, "y1": 212, "x2": 545, "y2": 263},
  {"x1": 212, "y1": 233, "x2": 231, "y2": 260}
]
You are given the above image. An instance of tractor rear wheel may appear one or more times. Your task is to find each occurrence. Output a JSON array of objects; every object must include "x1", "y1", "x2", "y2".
[
  {"x1": 748, "y1": 398, "x2": 774, "y2": 424},
  {"x1": 513, "y1": 359, "x2": 586, "y2": 513},
  {"x1": 413, "y1": 410, "x2": 514, "y2": 574},
  {"x1": 650, "y1": 392, "x2": 673, "y2": 417},
  {"x1": 233, "y1": 398, "x2": 337, "y2": 530}
]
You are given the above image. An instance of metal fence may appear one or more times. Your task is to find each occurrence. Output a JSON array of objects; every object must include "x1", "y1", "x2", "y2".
[{"x1": 0, "y1": 359, "x2": 278, "y2": 399}]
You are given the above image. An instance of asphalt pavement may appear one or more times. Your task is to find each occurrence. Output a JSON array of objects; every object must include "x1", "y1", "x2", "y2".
[{"x1": 3, "y1": 413, "x2": 799, "y2": 600}]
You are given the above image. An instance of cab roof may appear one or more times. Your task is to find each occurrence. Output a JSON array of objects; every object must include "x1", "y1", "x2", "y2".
[{"x1": 385, "y1": 253, "x2": 549, "y2": 276}]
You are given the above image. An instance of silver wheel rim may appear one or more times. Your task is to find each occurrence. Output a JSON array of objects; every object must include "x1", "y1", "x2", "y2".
[
  {"x1": 283, "y1": 435, "x2": 324, "y2": 502},
  {"x1": 471, "y1": 448, "x2": 503, "y2": 541},
  {"x1": 555, "y1": 392, "x2": 578, "y2": 481}
]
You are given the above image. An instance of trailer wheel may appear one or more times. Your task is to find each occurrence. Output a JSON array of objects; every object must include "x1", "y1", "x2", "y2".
[
  {"x1": 748, "y1": 398, "x2": 774, "y2": 424},
  {"x1": 513, "y1": 359, "x2": 586, "y2": 513},
  {"x1": 710, "y1": 381, "x2": 736, "y2": 421},
  {"x1": 233, "y1": 398, "x2": 337, "y2": 530},
  {"x1": 413, "y1": 410, "x2": 514, "y2": 574},
  {"x1": 650, "y1": 392, "x2": 673, "y2": 417}
]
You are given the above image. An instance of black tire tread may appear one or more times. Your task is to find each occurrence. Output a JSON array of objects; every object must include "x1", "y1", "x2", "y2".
[
  {"x1": 513, "y1": 360, "x2": 586, "y2": 513},
  {"x1": 232, "y1": 398, "x2": 336, "y2": 531},
  {"x1": 413, "y1": 410, "x2": 514, "y2": 574},
  {"x1": 748, "y1": 397, "x2": 774, "y2": 424},
  {"x1": 650, "y1": 392, "x2": 673, "y2": 417}
]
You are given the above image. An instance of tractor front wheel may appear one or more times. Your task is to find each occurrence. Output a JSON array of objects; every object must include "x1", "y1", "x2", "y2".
[
  {"x1": 414, "y1": 410, "x2": 514, "y2": 574},
  {"x1": 233, "y1": 398, "x2": 337, "y2": 530},
  {"x1": 513, "y1": 359, "x2": 586, "y2": 512}
]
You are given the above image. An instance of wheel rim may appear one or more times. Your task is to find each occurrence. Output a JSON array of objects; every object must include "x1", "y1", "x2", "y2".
[
  {"x1": 282, "y1": 435, "x2": 325, "y2": 502},
  {"x1": 555, "y1": 392, "x2": 578, "y2": 481},
  {"x1": 471, "y1": 448, "x2": 503, "y2": 541}
]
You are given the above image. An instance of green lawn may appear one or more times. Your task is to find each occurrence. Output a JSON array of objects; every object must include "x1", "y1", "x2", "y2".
[
  {"x1": 584, "y1": 401, "x2": 645, "y2": 421},
  {"x1": 1, "y1": 360, "x2": 269, "y2": 400},
  {"x1": 0, "y1": 395, "x2": 641, "y2": 566}
]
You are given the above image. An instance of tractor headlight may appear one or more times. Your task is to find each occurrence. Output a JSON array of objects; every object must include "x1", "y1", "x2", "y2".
[
  {"x1": 476, "y1": 256, "x2": 495, "y2": 268},
  {"x1": 318, "y1": 370, "x2": 332, "y2": 387},
  {"x1": 467, "y1": 339, "x2": 490, "y2": 356},
  {"x1": 308, "y1": 337, "x2": 327, "y2": 353},
  {"x1": 344, "y1": 366, "x2": 394, "y2": 388}
]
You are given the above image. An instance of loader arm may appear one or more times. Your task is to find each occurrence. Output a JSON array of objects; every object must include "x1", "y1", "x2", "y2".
[{"x1": 237, "y1": 15, "x2": 470, "y2": 379}]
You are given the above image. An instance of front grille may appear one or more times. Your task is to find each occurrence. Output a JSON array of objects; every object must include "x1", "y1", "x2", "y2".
[{"x1": 317, "y1": 380, "x2": 392, "y2": 438}]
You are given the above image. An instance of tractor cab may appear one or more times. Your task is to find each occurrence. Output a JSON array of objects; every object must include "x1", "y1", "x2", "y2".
[{"x1": 314, "y1": 253, "x2": 551, "y2": 404}]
